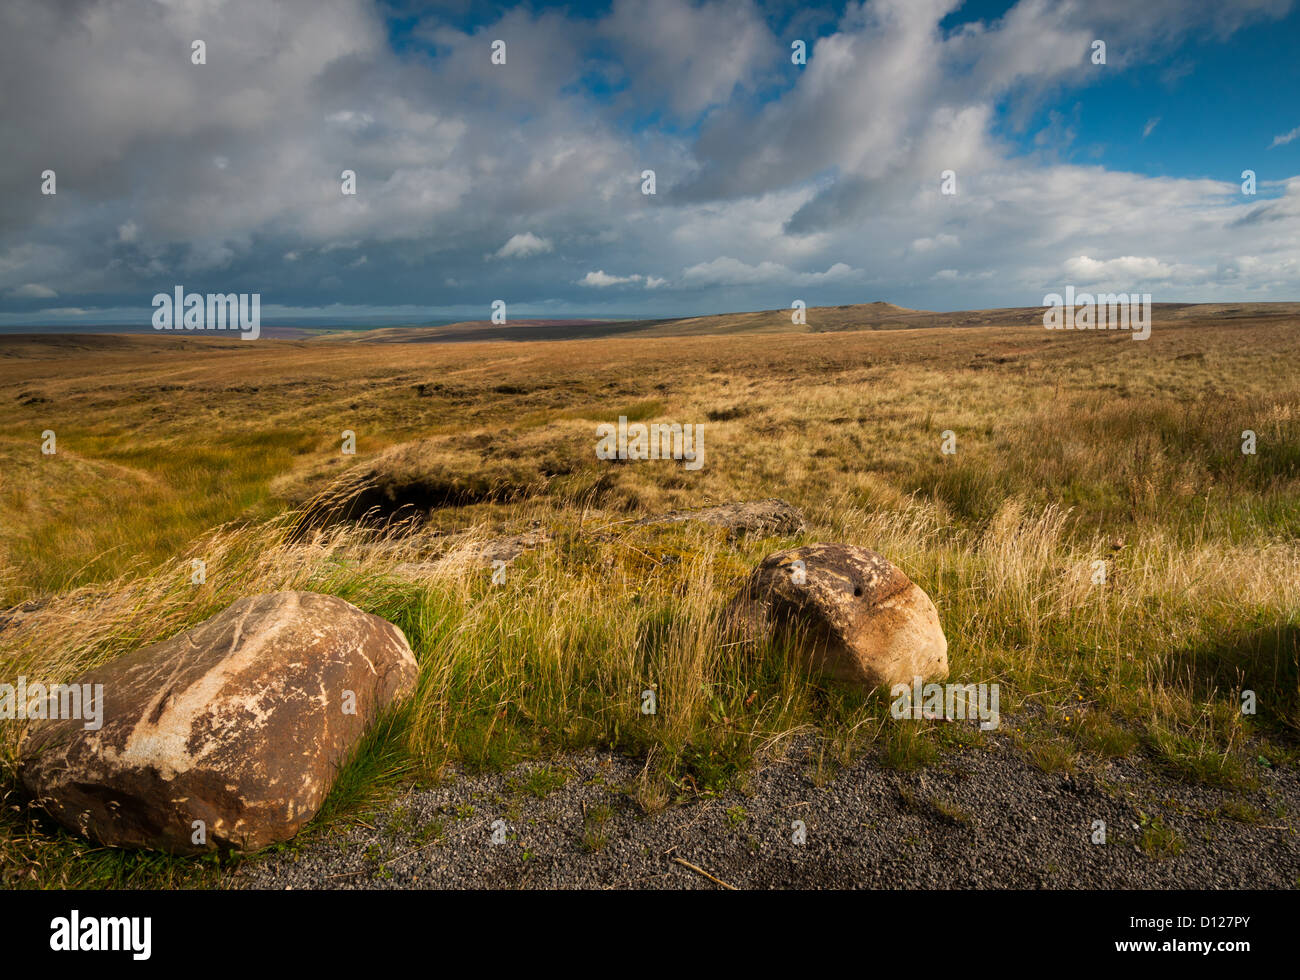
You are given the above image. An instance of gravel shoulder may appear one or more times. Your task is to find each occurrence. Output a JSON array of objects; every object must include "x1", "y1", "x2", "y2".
[{"x1": 226, "y1": 726, "x2": 1300, "y2": 890}]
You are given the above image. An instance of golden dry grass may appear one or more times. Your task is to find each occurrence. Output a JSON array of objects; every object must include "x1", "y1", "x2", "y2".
[{"x1": 0, "y1": 311, "x2": 1297, "y2": 884}]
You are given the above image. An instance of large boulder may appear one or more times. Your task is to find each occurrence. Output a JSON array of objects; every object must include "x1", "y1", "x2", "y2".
[
  {"x1": 729, "y1": 543, "x2": 947, "y2": 689},
  {"x1": 19, "y1": 591, "x2": 418, "y2": 854}
]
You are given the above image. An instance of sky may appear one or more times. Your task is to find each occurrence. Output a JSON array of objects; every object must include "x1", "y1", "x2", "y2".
[{"x1": 1, "y1": 0, "x2": 1299, "y2": 328}]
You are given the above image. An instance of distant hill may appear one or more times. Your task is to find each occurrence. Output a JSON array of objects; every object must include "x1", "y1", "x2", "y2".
[{"x1": 324, "y1": 301, "x2": 1300, "y2": 343}]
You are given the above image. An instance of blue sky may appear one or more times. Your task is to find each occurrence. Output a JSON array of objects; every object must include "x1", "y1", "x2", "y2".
[{"x1": 1, "y1": 0, "x2": 1298, "y2": 328}]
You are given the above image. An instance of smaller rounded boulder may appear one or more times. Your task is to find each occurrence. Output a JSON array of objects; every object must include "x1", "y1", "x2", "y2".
[{"x1": 729, "y1": 543, "x2": 948, "y2": 689}]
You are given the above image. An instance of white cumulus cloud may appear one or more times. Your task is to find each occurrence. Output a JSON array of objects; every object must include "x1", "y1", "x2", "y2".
[
  {"x1": 1270, "y1": 124, "x2": 1300, "y2": 147},
  {"x1": 1062, "y1": 255, "x2": 1205, "y2": 284},
  {"x1": 8, "y1": 283, "x2": 57, "y2": 299},
  {"x1": 495, "y1": 232, "x2": 554, "y2": 259},
  {"x1": 680, "y1": 257, "x2": 860, "y2": 287},
  {"x1": 580, "y1": 270, "x2": 642, "y2": 287}
]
